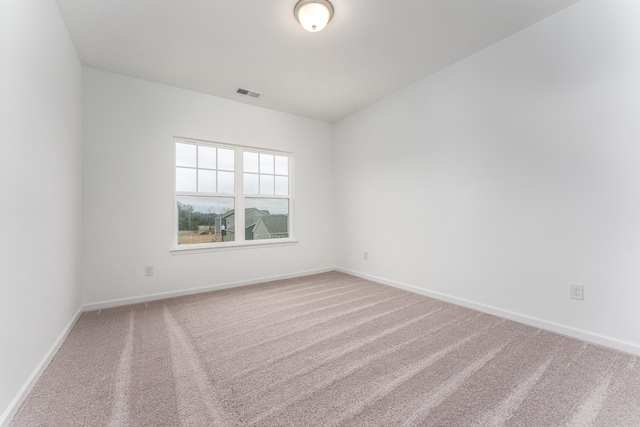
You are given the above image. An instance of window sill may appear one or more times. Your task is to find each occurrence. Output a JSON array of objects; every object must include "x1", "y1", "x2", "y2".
[{"x1": 170, "y1": 238, "x2": 298, "y2": 255}]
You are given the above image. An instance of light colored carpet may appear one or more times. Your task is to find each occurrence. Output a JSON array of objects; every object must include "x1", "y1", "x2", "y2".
[{"x1": 10, "y1": 271, "x2": 640, "y2": 426}]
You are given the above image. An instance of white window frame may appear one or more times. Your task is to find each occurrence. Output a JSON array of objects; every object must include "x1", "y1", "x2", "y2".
[{"x1": 171, "y1": 137, "x2": 296, "y2": 254}]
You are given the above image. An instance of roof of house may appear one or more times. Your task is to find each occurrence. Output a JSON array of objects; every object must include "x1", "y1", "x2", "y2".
[
  {"x1": 215, "y1": 208, "x2": 269, "y2": 220},
  {"x1": 257, "y1": 215, "x2": 288, "y2": 234}
]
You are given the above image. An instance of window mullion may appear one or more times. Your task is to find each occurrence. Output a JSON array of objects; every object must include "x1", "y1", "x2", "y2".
[{"x1": 235, "y1": 147, "x2": 245, "y2": 242}]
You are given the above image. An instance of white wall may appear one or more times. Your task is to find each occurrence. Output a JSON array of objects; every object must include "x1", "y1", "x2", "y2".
[
  {"x1": 0, "y1": 0, "x2": 83, "y2": 422},
  {"x1": 334, "y1": 0, "x2": 640, "y2": 354},
  {"x1": 82, "y1": 69, "x2": 334, "y2": 305}
]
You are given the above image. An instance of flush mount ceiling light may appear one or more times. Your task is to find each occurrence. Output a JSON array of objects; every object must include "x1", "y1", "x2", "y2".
[{"x1": 294, "y1": 0, "x2": 334, "y2": 32}]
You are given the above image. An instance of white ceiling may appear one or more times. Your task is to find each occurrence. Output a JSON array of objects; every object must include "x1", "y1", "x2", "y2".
[{"x1": 55, "y1": 0, "x2": 581, "y2": 122}]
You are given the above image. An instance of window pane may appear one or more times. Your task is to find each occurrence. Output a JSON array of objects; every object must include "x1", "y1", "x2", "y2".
[
  {"x1": 176, "y1": 167, "x2": 196, "y2": 192},
  {"x1": 275, "y1": 176, "x2": 288, "y2": 195},
  {"x1": 177, "y1": 195, "x2": 235, "y2": 244},
  {"x1": 218, "y1": 148, "x2": 235, "y2": 171},
  {"x1": 218, "y1": 171, "x2": 234, "y2": 193},
  {"x1": 259, "y1": 175, "x2": 274, "y2": 195},
  {"x1": 244, "y1": 173, "x2": 259, "y2": 194},
  {"x1": 244, "y1": 198, "x2": 289, "y2": 240},
  {"x1": 176, "y1": 143, "x2": 196, "y2": 167},
  {"x1": 198, "y1": 169, "x2": 216, "y2": 193},
  {"x1": 275, "y1": 156, "x2": 288, "y2": 175},
  {"x1": 198, "y1": 146, "x2": 216, "y2": 169},
  {"x1": 260, "y1": 153, "x2": 274, "y2": 174},
  {"x1": 244, "y1": 152, "x2": 259, "y2": 173}
]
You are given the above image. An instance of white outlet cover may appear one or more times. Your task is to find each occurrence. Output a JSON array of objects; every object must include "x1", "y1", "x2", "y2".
[{"x1": 570, "y1": 284, "x2": 584, "y2": 300}]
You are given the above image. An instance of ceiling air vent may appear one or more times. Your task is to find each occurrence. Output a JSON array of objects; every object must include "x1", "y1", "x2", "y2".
[{"x1": 236, "y1": 88, "x2": 261, "y2": 98}]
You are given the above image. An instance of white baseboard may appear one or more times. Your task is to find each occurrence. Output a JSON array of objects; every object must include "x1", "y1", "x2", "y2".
[
  {"x1": 0, "y1": 306, "x2": 83, "y2": 427},
  {"x1": 337, "y1": 267, "x2": 640, "y2": 357},
  {"x1": 6, "y1": 266, "x2": 636, "y2": 427},
  {"x1": 83, "y1": 267, "x2": 335, "y2": 311}
]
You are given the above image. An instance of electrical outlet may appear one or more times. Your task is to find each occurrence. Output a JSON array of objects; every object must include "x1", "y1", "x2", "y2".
[
  {"x1": 364, "y1": 251, "x2": 368, "y2": 260},
  {"x1": 145, "y1": 266, "x2": 154, "y2": 277},
  {"x1": 569, "y1": 284, "x2": 583, "y2": 300}
]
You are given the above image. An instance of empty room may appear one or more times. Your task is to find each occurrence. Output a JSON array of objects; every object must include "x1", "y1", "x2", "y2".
[{"x1": 2, "y1": 0, "x2": 640, "y2": 425}]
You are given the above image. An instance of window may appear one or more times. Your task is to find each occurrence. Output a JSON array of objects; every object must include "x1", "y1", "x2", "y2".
[{"x1": 174, "y1": 138, "x2": 293, "y2": 249}]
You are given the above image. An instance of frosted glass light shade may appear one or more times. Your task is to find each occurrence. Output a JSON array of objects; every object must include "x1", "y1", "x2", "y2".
[{"x1": 295, "y1": 0, "x2": 334, "y2": 32}]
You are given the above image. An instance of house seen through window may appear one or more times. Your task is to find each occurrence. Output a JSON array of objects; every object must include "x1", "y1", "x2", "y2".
[{"x1": 175, "y1": 139, "x2": 292, "y2": 247}]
